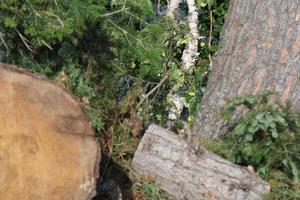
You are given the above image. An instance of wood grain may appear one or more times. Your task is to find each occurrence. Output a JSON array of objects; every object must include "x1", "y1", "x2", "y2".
[{"x1": 0, "y1": 64, "x2": 100, "y2": 200}]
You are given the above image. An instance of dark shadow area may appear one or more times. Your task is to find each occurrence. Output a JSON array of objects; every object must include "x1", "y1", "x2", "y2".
[{"x1": 92, "y1": 152, "x2": 134, "y2": 200}]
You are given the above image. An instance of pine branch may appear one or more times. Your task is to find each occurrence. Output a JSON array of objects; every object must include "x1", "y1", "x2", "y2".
[{"x1": 136, "y1": 69, "x2": 171, "y2": 109}]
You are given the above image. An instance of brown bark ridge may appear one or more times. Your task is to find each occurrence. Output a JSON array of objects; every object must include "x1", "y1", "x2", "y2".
[
  {"x1": 0, "y1": 64, "x2": 100, "y2": 200},
  {"x1": 193, "y1": 0, "x2": 300, "y2": 139},
  {"x1": 132, "y1": 124, "x2": 270, "y2": 200}
]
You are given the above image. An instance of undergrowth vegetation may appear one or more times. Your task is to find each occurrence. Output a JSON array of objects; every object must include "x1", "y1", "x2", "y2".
[
  {"x1": 1, "y1": 0, "x2": 228, "y2": 199},
  {"x1": 1, "y1": 0, "x2": 299, "y2": 199},
  {"x1": 202, "y1": 92, "x2": 300, "y2": 200}
]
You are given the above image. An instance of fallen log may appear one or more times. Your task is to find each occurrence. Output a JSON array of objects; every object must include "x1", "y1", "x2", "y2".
[
  {"x1": 0, "y1": 64, "x2": 100, "y2": 200},
  {"x1": 132, "y1": 124, "x2": 270, "y2": 200}
]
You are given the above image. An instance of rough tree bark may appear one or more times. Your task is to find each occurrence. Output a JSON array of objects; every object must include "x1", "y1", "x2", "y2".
[
  {"x1": 194, "y1": 0, "x2": 300, "y2": 139},
  {"x1": 166, "y1": 0, "x2": 182, "y2": 18},
  {"x1": 181, "y1": 0, "x2": 200, "y2": 71},
  {"x1": 132, "y1": 125, "x2": 270, "y2": 200},
  {"x1": 0, "y1": 64, "x2": 100, "y2": 200},
  {"x1": 167, "y1": 0, "x2": 200, "y2": 123}
]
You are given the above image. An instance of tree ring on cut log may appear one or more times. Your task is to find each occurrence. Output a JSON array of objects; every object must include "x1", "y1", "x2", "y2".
[{"x1": 0, "y1": 64, "x2": 100, "y2": 200}]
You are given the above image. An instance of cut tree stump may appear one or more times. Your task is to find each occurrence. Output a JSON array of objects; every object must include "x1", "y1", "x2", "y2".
[
  {"x1": 132, "y1": 124, "x2": 270, "y2": 200},
  {"x1": 0, "y1": 64, "x2": 100, "y2": 200}
]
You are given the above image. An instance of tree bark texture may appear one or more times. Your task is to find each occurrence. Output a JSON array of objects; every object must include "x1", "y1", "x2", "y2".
[
  {"x1": 166, "y1": 0, "x2": 182, "y2": 18},
  {"x1": 0, "y1": 64, "x2": 100, "y2": 200},
  {"x1": 132, "y1": 124, "x2": 270, "y2": 200},
  {"x1": 194, "y1": 0, "x2": 300, "y2": 139},
  {"x1": 167, "y1": 0, "x2": 200, "y2": 123},
  {"x1": 181, "y1": 0, "x2": 200, "y2": 71}
]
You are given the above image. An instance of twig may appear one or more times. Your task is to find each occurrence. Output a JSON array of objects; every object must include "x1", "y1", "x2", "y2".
[
  {"x1": 157, "y1": 0, "x2": 161, "y2": 15},
  {"x1": 108, "y1": 19, "x2": 149, "y2": 50},
  {"x1": 42, "y1": 11, "x2": 64, "y2": 27},
  {"x1": 148, "y1": 85, "x2": 161, "y2": 106},
  {"x1": 41, "y1": 40, "x2": 53, "y2": 50},
  {"x1": 101, "y1": 7, "x2": 128, "y2": 17},
  {"x1": 0, "y1": 31, "x2": 8, "y2": 50},
  {"x1": 208, "y1": 0, "x2": 213, "y2": 69},
  {"x1": 16, "y1": 29, "x2": 33, "y2": 52},
  {"x1": 137, "y1": 39, "x2": 148, "y2": 51},
  {"x1": 136, "y1": 69, "x2": 171, "y2": 109},
  {"x1": 124, "y1": 10, "x2": 149, "y2": 25},
  {"x1": 108, "y1": 19, "x2": 133, "y2": 46}
]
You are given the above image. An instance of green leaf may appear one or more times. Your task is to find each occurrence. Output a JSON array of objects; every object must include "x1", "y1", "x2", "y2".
[
  {"x1": 256, "y1": 113, "x2": 264, "y2": 121},
  {"x1": 289, "y1": 160, "x2": 299, "y2": 183},
  {"x1": 245, "y1": 134, "x2": 253, "y2": 142},
  {"x1": 271, "y1": 130, "x2": 278, "y2": 138},
  {"x1": 245, "y1": 96, "x2": 256, "y2": 105},
  {"x1": 247, "y1": 123, "x2": 260, "y2": 134},
  {"x1": 4, "y1": 17, "x2": 17, "y2": 28},
  {"x1": 234, "y1": 123, "x2": 246, "y2": 136},
  {"x1": 242, "y1": 145, "x2": 253, "y2": 157},
  {"x1": 139, "y1": 64, "x2": 151, "y2": 77},
  {"x1": 208, "y1": 45, "x2": 218, "y2": 53}
]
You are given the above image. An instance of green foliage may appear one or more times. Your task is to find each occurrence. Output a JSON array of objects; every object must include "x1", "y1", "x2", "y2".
[
  {"x1": 141, "y1": 181, "x2": 171, "y2": 200},
  {"x1": 215, "y1": 92, "x2": 300, "y2": 199},
  {"x1": 264, "y1": 170, "x2": 300, "y2": 200},
  {"x1": 55, "y1": 66, "x2": 105, "y2": 132},
  {"x1": 0, "y1": 0, "x2": 229, "y2": 198},
  {"x1": 0, "y1": 0, "x2": 105, "y2": 50},
  {"x1": 197, "y1": 0, "x2": 229, "y2": 56}
]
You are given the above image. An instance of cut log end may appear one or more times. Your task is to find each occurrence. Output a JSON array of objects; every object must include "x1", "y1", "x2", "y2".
[
  {"x1": 0, "y1": 64, "x2": 100, "y2": 200},
  {"x1": 132, "y1": 124, "x2": 270, "y2": 200}
]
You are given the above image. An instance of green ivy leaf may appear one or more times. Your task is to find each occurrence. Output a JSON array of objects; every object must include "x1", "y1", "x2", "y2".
[
  {"x1": 245, "y1": 96, "x2": 256, "y2": 105},
  {"x1": 256, "y1": 113, "x2": 264, "y2": 122}
]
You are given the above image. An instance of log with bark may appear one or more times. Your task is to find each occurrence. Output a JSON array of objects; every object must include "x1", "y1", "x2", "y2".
[
  {"x1": 0, "y1": 64, "x2": 100, "y2": 200},
  {"x1": 193, "y1": 0, "x2": 300, "y2": 139},
  {"x1": 132, "y1": 124, "x2": 270, "y2": 200}
]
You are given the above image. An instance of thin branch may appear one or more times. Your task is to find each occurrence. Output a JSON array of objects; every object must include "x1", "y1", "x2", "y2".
[
  {"x1": 42, "y1": 11, "x2": 64, "y2": 27},
  {"x1": 108, "y1": 19, "x2": 149, "y2": 51},
  {"x1": 108, "y1": 19, "x2": 133, "y2": 46},
  {"x1": 148, "y1": 84, "x2": 161, "y2": 106},
  {"x1": 101, "y1": 7, "x2": 128, "y2": 17},
  {"x1": 124, "y1": 10, "x2": 149, "y2": 25},
  {"x1": 41, "y1": 40, "x2": 53, "y2": 50},
  {"x1": 208, "y1": 1, "x2": 213, "y2": 69},
  {"x1": 137, "y1": 39, "x2": 148, "y2": 51},
  {"x1": 136, "y1": 69, "x2": 171, "y2": 109},
  {"x1": 157, "y1": 0, "x2": 161, "y2": 15},
  {"x1": 0, "y1": 31, "x2": 8, "y2": 50},
  {"x1": 16, "y1": 29, "x2": 33, "y2": 52},
  {"x1": 53, "y1": 0, "x2": 61, "y2": 11}
]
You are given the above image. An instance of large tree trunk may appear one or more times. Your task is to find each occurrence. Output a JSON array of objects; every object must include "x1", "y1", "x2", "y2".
[
  {"x1": 193, "y1": 0, "x2": 300, "y2": 139},
  {"x1": 132, "y1": 125, "x2": 270, "y2": 200},
  {"x1": 0, "y1": 64, "x2": 100, "y2": 200}
]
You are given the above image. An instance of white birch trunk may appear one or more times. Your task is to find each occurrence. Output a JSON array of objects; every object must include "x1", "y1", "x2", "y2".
[
  {"x1": 167, "y1": 0, "x2": 200, "y2": 124},
  {"x1": 181, "y1": 0, "x2": 200, "y2": 71},
  {"x1": 166, "y1": 0, "x2": 182, "y2": 18}
]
